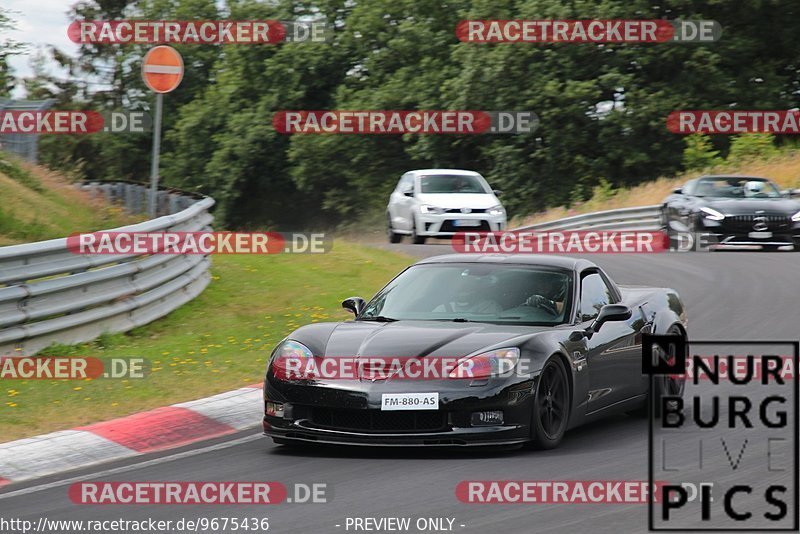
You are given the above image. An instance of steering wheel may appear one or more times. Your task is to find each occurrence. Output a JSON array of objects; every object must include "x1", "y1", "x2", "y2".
[{"x1": 523, "y1": 294, "x2": 558, "y2": 316}]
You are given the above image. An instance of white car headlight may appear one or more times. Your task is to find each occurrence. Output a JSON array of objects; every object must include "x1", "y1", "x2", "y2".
[
  {"x1": 792, "y1": 210, "x2": 800, "y2": 222},
  {"x1": 420, "y1": 205, "x2": 445, "y2": 215},
  {"x1": 488, "y1": 205, "x2": 505, "y2": 216},
  {"x1": 700, "y1": 207, "x2": 725, "y2": 221}
]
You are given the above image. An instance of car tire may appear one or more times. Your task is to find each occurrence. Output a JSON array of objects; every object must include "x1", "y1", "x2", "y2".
[
  {"x1": 387, "y1": 214, "x2": 402, "y2": 243},
  {"x1": 529, "y1": 357, "x2": 570, "y2": 450},
  {"x1": 628, "y1": 326, "x2": 686, "y2": 418},
  {"x1": 412, "y1": 217, "x2": 426, "y2": 244}
]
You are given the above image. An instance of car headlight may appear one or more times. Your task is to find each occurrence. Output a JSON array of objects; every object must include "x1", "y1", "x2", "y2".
[
  {"x1": 792, "y1": 210, "x2": 800, "y2": 222},
  {"x1": 420, "y1": 204, "x2": 445, "y2": 215},
  {"x1": 488, "y1": 205, "x2": 505, "y2": 216},
  {"x1": 269, "y1": 340, "x2": 315, "y2": 381},
  {"x1": 700, "y1": 207, "x2": 725, "y2": 221},
  {"x1": 448, "y1": 348, "x2": 520, "y2": 379}
]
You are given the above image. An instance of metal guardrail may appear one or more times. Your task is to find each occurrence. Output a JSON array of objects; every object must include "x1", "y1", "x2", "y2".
[
  {"x1": 515, "y1": 205, "x2": 662, "y2": 232},
  {"x1": 0, "y1": 184, "x2": 214, "y2": 356}
]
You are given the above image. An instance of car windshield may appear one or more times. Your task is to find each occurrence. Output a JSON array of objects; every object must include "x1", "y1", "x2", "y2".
[
  {"x1": 419, "y1": 174, "x2": 489, "y2": 194},
  {"x1": 360, "y1": 263, "x2": 573, "y2": 326},
  {"x1": 693, "y1": 178, "x2": 782, "y2": 198}
]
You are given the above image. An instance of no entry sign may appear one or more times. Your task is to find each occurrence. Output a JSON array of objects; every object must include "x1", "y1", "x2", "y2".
[{"x1": 142, "y1": 45, "x2": 183, "y2": 93}]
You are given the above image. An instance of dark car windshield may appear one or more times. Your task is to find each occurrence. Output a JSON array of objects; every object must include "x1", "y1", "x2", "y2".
[
  {"x1": 360, "y1": 263, "x2": 573, "y2": 326},
  {"x1": 693, "y1": 177, "x2": 781, "y2": 198},
  {"x1": 419, "y1": 174, "x2": 489, "y2": 194}
]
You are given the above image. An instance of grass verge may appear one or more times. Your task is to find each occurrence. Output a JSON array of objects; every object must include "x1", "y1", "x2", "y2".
[
  {"x1": 0, "y1": 152, "x2": 140, "y2": 245},
  {"x1": 0, "y1": 242, "x2": 412, "y2": 442}
]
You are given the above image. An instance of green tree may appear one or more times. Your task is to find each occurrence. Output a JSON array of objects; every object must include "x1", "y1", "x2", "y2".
[
  {"x1": 682, "y1": 134, "x2": 723, "y2": 171},
  {"x1": 0, "y1": 8, "x2": 24, "y2": 96}
]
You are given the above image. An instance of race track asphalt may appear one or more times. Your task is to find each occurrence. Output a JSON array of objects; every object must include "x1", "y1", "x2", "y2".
[{"x1": 1, "y1": 245, "x2": 797, "y2": 534}]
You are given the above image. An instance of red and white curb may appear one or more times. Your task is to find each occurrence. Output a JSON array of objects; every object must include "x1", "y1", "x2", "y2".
[{"x1": 0, "y1": 384, "x2": 263, "y2": 487}]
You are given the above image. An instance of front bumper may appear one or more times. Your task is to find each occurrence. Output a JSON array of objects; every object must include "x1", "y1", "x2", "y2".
[
  {"x1": 263, "y1": 376, "x2": 535, "y2": 446},
  {"x1": 697, "y1": 217, "x2": 800, "y2": 249},
  {"x1": 416, "y1": 212, "x2": 506, "y2": 237}
]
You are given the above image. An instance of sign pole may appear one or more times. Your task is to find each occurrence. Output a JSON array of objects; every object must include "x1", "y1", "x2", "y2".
[
  {"x1": 148, "y1": 92, "x2": 163, "y2": 218},
  {"x1": 142, "y1": 45, "x2": 183, "y2": 218}
]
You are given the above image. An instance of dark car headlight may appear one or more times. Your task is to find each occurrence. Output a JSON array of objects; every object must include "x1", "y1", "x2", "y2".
[
  {"x1": 448, "y1": 348, "x2": 520, "y2": 379},
  {"x1": 791, "y1": 210, "x2": 800, "y2": 222},
  {"x1": 268, "y1": 340, "x2": 314, "y2": 381}
]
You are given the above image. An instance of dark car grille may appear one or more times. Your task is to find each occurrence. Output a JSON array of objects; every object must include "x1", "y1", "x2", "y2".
[
  {"x1": 439, "y1": 220, "x2": 491, "y2": 232},
  {"x1": 309, "y1": 408, "x2": 447, "y2": 433},
  {"x1": 721, "y1": 214, "x2": 791, "y2": 232}
]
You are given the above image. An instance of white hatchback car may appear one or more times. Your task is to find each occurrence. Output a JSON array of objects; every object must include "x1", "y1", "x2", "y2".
[{"x1": 387, "y1": 169, "x2": 506, "y2": 244}]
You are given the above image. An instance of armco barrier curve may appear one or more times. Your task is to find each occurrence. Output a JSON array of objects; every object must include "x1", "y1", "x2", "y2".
[
  {"x1": 515, "y1": 205, "x2": 662, "y2": 232},
  {"x1": 0, "y1": 183, "x2": 214, "y2": 356}
]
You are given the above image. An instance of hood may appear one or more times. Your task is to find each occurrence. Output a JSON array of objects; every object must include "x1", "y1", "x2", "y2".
[
  {"x1": 415, "y1": 193, "x2": 500, "y2": 210},
  {"x1": 296, "y1": 320, "x2": 547, "y2": 358},
  {"x1": 706, "y1": 197, "x2": 800, "y2": 216}
]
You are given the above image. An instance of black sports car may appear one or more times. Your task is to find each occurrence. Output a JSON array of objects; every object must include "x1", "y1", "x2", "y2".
[
  {"x1": 263, "y1": 254, "x2": 687, "y2": 449},
  {"x1": 661, "y1": 175, "x2": 800, "y2": 250}
]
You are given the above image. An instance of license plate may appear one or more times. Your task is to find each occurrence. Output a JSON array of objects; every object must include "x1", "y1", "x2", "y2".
[
  {"x1": 381, "y1": 393, "x2": 439, "y2": 411},
  {"x1": 748, "y1": 231, "x2": 772, "y2": 239},
  {"x1": 453, "y1": 219, "x2": 481, "y2": 227}
]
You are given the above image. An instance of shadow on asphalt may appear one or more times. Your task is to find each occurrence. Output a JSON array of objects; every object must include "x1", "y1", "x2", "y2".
[{"x1": 266, "y1": 414, "x2": 644, "y2": 460}]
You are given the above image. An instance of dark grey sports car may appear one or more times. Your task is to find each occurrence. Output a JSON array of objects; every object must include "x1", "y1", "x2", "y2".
[
  {"x1": 263, "y1": 254, "x2": 687, "y2": 449},
  {"x1": 661, "y1": 175, "x2": 800, "y2": 250}
]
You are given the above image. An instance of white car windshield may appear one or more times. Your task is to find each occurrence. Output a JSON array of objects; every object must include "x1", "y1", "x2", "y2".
[{"x1": 419, "y1": 175, "x2": 489, "y2": 194}]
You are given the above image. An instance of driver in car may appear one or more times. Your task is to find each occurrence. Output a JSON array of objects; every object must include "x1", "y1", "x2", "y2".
[
  {"x1": 522, "y1": 276, "x2": 568, "y2": 317},
  {"x1": 435, "y1": 276, "x2": 503, "y2": 315},
  {"x1": 744, "y1": 180, "x2": 767, "y2": 197}
]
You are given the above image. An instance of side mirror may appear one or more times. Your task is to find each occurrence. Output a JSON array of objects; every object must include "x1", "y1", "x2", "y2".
[
  {"x1": 342, "y1": 296, "x2": 366, "y2": 316},
  {"x1": 672, "y1": 188, "x2": 683, "y2": 195},
  {"x1": 588, "y1": 304, "x2": 632, "y2": 335},
  {"x1": 790, "y1": 188, "x2": 800, "y2": 197},
  {"x1": 493, "y1": 189, "x2": 503, "y2": 197},
  {"x1": 402, "y1": 188, "x2": 414, "y2": 197}
]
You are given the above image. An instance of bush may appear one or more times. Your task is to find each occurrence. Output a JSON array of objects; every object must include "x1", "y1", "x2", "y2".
[
  {"x1": 682, "y1": 134, "x2": 723, "y2": 171},
  {"x1": 727, "y1": 133, "x2": 778, "y2": 164}
]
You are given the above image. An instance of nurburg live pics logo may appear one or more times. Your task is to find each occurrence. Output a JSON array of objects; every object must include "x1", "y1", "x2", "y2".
[{"x1": 644, "y1": 334, "x2": 799, "y2": 531}]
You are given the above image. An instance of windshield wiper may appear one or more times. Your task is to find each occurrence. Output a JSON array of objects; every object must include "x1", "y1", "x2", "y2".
[{"x1": 359, "y1": 315, "x2": 398, "y2": 322}]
